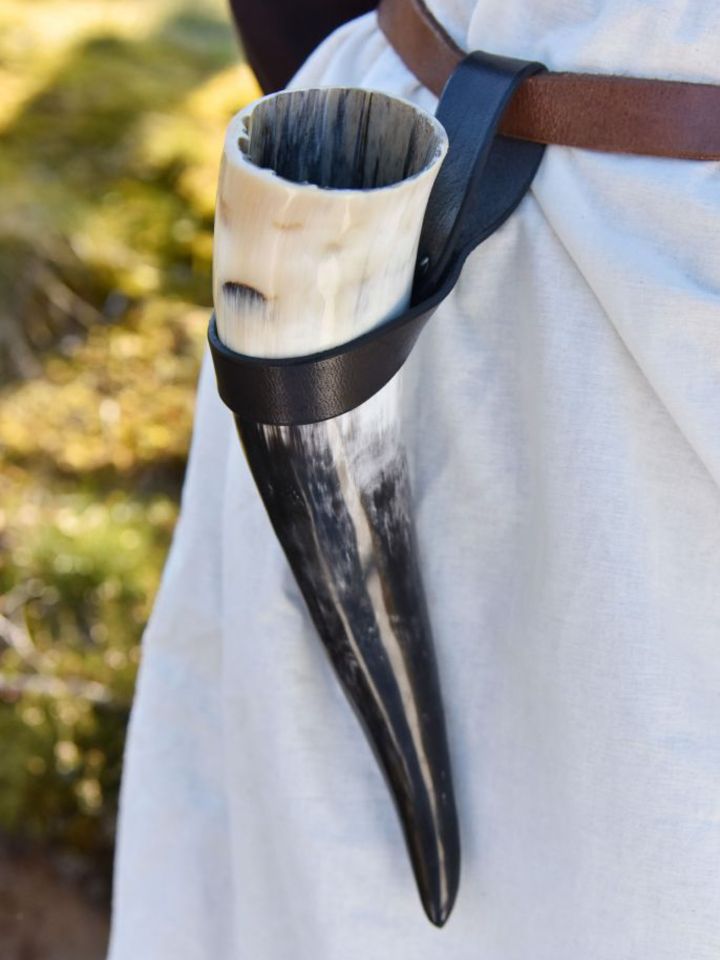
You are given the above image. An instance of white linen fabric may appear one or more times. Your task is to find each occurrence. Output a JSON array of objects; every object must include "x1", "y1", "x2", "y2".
[{"x1": 108, "y1": 3, "x2": 720, "y2": 958}]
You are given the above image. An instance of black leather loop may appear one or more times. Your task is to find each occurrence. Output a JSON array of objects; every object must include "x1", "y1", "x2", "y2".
[
  {"x1": 414, "y1": 52, "x2": 546, "y2": 300},
  {"x1": 209, "y1": 51, "x2": 547, "y2": 425}
]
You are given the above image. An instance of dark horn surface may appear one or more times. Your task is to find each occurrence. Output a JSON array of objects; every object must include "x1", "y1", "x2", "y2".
[{"x1": 238, "y1": 416, "x2": 460, "y2": 925}]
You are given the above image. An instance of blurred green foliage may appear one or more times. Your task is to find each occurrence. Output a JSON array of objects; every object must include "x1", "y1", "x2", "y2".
[{"x1": 0, "y1": 0, "x2": 259, "y2": 887}]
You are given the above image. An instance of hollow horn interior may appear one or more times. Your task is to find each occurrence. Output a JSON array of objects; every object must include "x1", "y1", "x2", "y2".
[
  {"x1": 213, "y1": 87, "x2": 447, "y2": 359},
  {"x1": 242, "y1": 88, "x2": 441, "y2": 191}
]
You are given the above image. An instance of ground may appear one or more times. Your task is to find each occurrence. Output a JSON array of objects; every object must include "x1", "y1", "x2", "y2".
[
  {"x1": 0, "y1": 844, "x2": 109, "y2": 960},
  {"x1": 0, "y1": 1, "x2": 259, "y2": 954}
]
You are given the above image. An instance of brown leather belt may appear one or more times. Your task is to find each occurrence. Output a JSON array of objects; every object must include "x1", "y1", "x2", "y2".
[{"x1": 377, "y1": 0, "x2": 720, "y2": 160}]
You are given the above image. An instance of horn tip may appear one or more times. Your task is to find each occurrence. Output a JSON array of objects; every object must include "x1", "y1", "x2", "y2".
[
  {"x1": 421, "y1": 885, "x2": 458, "y2": 928},
  {"x1": 418, "y1": 848, "x2": 460, "y2": 927}
]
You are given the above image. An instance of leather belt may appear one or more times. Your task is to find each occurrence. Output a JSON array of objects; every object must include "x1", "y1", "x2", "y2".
[
  {"x1": 377, "y1": 0, "x2": 720, "y2": 161},
  {"x1": 210, "y1": 9, "x2": 720, "y2": 427}
]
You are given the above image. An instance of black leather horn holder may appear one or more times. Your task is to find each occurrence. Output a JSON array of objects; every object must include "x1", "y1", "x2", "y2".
[{"x1": 209, "y1": 51, "x2": 547, "y2": 425}]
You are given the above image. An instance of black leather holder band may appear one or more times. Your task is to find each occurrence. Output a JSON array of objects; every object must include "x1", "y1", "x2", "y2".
[{"x1": 209, "y1": 51, "x2": 546, "y2": 426}]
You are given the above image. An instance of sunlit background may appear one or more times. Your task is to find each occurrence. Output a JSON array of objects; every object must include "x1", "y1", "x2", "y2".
[{"x1": 0, "y1": 1, "x2": 259, "y2": 955}]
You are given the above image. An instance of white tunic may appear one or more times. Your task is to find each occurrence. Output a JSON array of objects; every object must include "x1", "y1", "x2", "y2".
[{"x1": 108, "y1": 2, "x2": 720, "y2": 957}]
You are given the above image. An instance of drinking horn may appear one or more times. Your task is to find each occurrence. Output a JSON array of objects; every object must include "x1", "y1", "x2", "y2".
[{"x1": 212, "y1": 87, "x2": 459, "y2": 925}]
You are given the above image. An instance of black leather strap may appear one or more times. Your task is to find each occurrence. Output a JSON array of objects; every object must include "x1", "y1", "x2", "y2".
[
  {"x1": 209, "y1": 51, "x2": 546, "y2": 426},
  {"x1": 414, "y1": 53, "x2": 546, "y2": 301}
]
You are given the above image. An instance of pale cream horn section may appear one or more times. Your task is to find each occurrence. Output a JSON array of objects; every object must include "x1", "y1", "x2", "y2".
[{"x1": 213, "y1": 87, "x2": 447, "y2": 358}]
